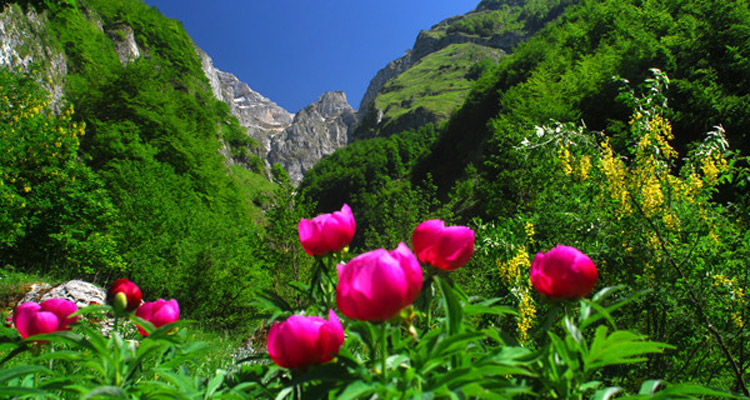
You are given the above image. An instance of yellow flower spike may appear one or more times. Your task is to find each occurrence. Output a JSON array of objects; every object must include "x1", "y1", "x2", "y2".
[{"x1": 517, "y1": 289, "x2": 536, "y2": 343}]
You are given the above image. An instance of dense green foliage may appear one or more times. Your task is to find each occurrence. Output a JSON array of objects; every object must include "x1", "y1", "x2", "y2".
[
  {"x1": 301, "y1": 0, "x2": 750, "y2": 392},
  {"x1": 2, "y1": 0, "x2": 276, "y2": 328},
  {"x1": 3, "y1": 0, "x2": 750, "y2": 394},
  {"x1": 0, "y1": 68, "x2": 121, "y2": 276}
]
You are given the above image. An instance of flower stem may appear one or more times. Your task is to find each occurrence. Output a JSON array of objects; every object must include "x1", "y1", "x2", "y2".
[{"x1": 381, "y1": 322, "x2": 388, "y2": 384}]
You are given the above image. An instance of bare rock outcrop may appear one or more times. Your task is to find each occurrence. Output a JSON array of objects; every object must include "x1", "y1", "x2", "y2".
[
  {"x1": 105, "y1": 22, "x2": 141, "y2": 65},
  {"x1": 268, "y1": 91, "x2": 357, "y2": 185},
  {"x1": 0, "y1": 3, "x2": 67, "y2": 108},
  {"x1": 19, "y1": 280, "x2": 106, "y2": 309}
]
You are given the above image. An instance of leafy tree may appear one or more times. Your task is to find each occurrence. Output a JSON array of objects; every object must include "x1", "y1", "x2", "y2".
[{"x1": 0, "y1": 67, "x2": 122, "y2": 277}]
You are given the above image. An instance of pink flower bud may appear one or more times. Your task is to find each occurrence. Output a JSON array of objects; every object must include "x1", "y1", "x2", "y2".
[
  {"x1": 530, "y1": 245, "x2": 598, "y2": 299},
  {"x1": 108, "y1": 278, "x2": 142, "y2": 313},
  {"x1": 267, "y1": 309, "x2": 345, "y2": 369},
  {"x1": 135, "y1": 299, "x2": 179, "y2": 336},
  {"x1": 336, "y1": 243, "x2": 423, "y2": 322},
  {"x1": 298, "y1": 204, "x2": 356, "y2": 256},
  {"x1": 12, "y1": 299, "x2": 79, "y2": 339},
  {"x1": 412, "y1": 219, "x2": 475, "y2": 271}
]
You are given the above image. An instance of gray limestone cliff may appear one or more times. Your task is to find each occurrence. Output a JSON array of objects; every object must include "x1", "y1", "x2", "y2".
[
  {"x1": 196, "y1": 46, "x2": 294, "y2": 168},
  {"x1": 196, "y1": 48, "x2": 356, "y2": 184},
  {"x1": 0, "y1": 3, "x2": 67, "y2": 108},
  {"x1": 268, "y1": 91, "x2": 357, "y2": 185}
]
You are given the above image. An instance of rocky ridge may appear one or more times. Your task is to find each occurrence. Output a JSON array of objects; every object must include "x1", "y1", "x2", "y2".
[
  {"x1": 268, "y1": 91, "x2": 358, "y2": 184},
  {"x1": 196, "y1": 48, "x2": 357, "y2": 184}
]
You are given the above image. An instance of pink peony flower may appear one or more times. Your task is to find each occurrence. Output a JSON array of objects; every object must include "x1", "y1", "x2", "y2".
[
  {"x1": 267, "y1": 309, "x2": 345, "y2": 369},
  {"x1": 108, "y1": 278, "x2": 142, "y2": 313},
  {"x1": 298, "y1": 204, "x2": 356, "y2": 256},
  {"x1": 412, "y1": 219, "x2": 475, "y2": 271},
  {"x1": 135, "y1": 299, "x2": 179, "y2": 336},
  {"x1": 336, "y1": 243, "x2": 423, "y2": 322},
  {"x1": 13, "y1": 299, "x2": 79, "y2": 339},
  {"x1": 530, "y1": 245, "x2": 598, "y2": 299}
]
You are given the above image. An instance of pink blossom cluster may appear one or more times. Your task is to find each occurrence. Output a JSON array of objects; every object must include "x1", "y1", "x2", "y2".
[
  {"x1": 270, "y1": 206, "x2": 478, "y2": 369},
  {"x1": 12, "y1": 278, "x2": 179, "y2": 340}
]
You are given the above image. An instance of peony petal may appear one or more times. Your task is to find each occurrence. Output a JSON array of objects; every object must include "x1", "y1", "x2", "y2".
[
  {"x1": 40, "y1": 298, "x2": 78, "y2": 330},
  {"x1": 437, "y1": 226, "x2": 475, "y2": 270},
  {"x1": 323, "y1": 206, "x2": 356, "y2": 252},
  {"x1": 13, "y1": 302, "x2": 41, "y2": 339},
  {"x1": 530, "y1": 245, "x2": 597, "y2": 299},
  {"x1": 151, "y1": 299, "x2": 179, "y2": 328},
  {"x1": 267, "y1": 322, "x2": 283, "y2": 365},
  {"x1": 25, "y1": 311, "x2": 59, "y2": 337},
  {"x1": 391, "y1": 243, "x2": 423, "y2": 304},
  {"x1": 412, "y1": 220, "x2": 445, "y2": 264},
  {"x1": 276, "y1": 315, "x2": 323, "y2": 368},
  {"x1": 299, "y1": 218, "x2": 327, "y2": 256}
]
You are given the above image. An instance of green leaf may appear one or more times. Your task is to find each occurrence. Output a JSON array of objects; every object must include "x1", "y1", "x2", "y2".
[
  {"x1": 83, "y1": 386, "x2": 128, "y2": 399},
  {"x1": 435, "y1": 275, "x2": 463, "y2": 335},
  {"x1": 0, "y1": 365, "x2": 48, "y2": 383},
  {"x1": 585, "y1": 327, "x2": 671, "y2": 371},
  {"x1": 638, "y1": 380, "x2": 662, "y2": 395},
  {"x1": 336, "y1": 381, "x2": 377, "y2": 400},
  {"x1": 564, "y1": 316, "x2": 584, "y2": 346},
  {"x1": 0, "y1": 387, "x2": 51, "y2": 397},
  {"x1": 274, "y1": 386, "x2": 295, "y2": 400},
  {"x1": 205, "y1": 370, "x2": 226, "y2": 399},
  {"x1": 464, "y1": 304, "x2": 517, "y2": 317},
  {"x1": 593, "y1": 387, "x2": 623, "y2": 400},
  {"x1": 647, "y1": 383, "x2": 741, "y2": 399}
]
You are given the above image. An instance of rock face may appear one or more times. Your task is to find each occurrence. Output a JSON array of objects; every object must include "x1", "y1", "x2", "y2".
[
  {"x1": 196, "y1": 47, "x2": 295, "y2": 168},
  {"x1": 105, "y1": 22, "x2": 141, "y2": 65},
  {"x1": 196, "y1": 47, "x2": 357, "y2": 184},
  {"x1": 0, "y1": 3, "x2": 67, "y2": 108},
  {"x1": 268, "y1": 91, "x2": 358, "y2": 184}
]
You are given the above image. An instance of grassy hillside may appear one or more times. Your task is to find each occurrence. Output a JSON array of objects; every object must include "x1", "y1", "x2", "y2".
[{"x1": 374, "y1": 43, "x2": 503, "y2": 129}]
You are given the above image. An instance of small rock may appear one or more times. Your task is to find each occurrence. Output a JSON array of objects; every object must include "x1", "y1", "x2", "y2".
[{"x1": 19, "y1": 280, "x2": 106, "y2": 309}]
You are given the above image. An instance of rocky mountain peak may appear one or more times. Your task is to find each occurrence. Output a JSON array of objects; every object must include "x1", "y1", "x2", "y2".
[
  {"x1": 196, "y1": 46, "x2": 358, "y2": 184},
  {"x1": 267, "y1": 91, "x2": 358, "y2": 185}
]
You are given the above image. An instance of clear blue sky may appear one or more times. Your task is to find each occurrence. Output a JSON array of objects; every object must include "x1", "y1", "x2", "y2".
[{"x1": 141, "y1": 0, "x2": 480, "y2": 113}]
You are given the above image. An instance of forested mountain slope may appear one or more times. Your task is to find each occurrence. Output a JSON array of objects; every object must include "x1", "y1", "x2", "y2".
[
  {"x1": 354, "y1": 0, "x2": 577, "y2": 139},
  {"x1": 1, "y1": 0, "x2": 277, "y2": 327},
  {"x1": 304, "y1": 0, "x2": 750, "y2": 229}
]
